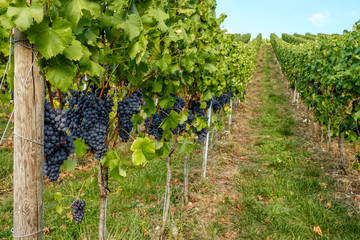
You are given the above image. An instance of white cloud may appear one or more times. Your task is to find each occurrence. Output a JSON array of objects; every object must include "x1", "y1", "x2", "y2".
[{"x1": 308, "y1": 11, "x2": 331, "y2": 27}]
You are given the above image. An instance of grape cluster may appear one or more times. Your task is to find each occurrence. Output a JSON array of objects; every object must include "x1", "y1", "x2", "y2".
[
  {"x1": 193, "y1": 128, "x2": 209, "y2": 144},
  {"x1": 145, "y1": 96, "x2": 212, "y2": 143},
  {"x1": 171, "y1": 98, "x2": 191, "y2": 135},
  {"x1": 145, "y1": 112, "x2": 167, "y2": 140},
  {"x1": 117, "y1": 90, "x2": 143, "y2": 142},
  {"x1": 207, "y1": 90, "x2": 233, "y2": 114},
  {"x1": 207, "y1": 99, "x2": 222, "y2": 114},
  {"x1": 71, "y1": 200, "x2": 86, "y2": 223},
  {"x1": 188, "y1": 99, "x2": 211, "y2": 143},
  {"x1": 66, "y1": 84, "x2": 114, "y2": 160},
  {"x1": 44, "y1": 100, "x2": 74, "y2": 182},
  {"x1": 145, "y1": 96, "x2": 187, "y2": 139},
  {"x1": 189, "y1": 100, "x2": 205, "y2": 116}
]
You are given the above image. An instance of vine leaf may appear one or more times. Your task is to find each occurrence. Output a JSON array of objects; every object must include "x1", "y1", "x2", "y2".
[
  {"x1": 54, "y1": 192, "x2": 63, "y2": 214},
  {"x1": 73, "y1": 138, "x2": 88, "y2": 157},
  {"x1": 60, "y1": 159, "x2": 77, "y2": 172},
  {"x1": 7, "y1": 0, "x2": 44, "y2": 31},
  {"x1": 62, "y1": 0, "x2": 101, "y2": 30},
  {"x1": 156, "y1": 141, "x2": 170, "y2": 158},
  {"x1": 179, "y1": 110, "x2": 189, "y2": 124},
  {"x1": 43, "y1": 55, "x2": 76, "y2": 92},
  {"x1": 160, "y1": 110, "x2": 180, "y2": 132},
  {"x1": 121, "y1": 14, "x2": 143, "y2": 41},
  {"x1": 178, "y1": 140, "x2": 194, "y2": 156},
  {"x1": 64, "y1": 39, "x2": 84, "y2": 61},
  {"x1": 28, "y1": 17, "x2": 73, "y2": 59},
  {"x1": 101, "y1": 151, "x2": 126, "y2": 181},
  {"x1": 147, "y1": 7, "x2": 169, "y2": 32},
  {"x1": 131, "y1": 137, "x2": 155, "y2": 166}
]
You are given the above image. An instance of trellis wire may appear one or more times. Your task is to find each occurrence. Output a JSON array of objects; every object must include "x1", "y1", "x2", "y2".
[{"x1": 11, "y1": 227, "x2": 45, "y2": 239}]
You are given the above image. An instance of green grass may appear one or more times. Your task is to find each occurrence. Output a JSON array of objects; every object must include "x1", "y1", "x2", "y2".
[{"x1": 223, "y1": 45, "x2": 360, "y2": 239}]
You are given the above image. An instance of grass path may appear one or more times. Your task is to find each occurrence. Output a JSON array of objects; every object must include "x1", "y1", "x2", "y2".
[{"x1": 182, "y1": 44, "x2": 360, "y2": 239}]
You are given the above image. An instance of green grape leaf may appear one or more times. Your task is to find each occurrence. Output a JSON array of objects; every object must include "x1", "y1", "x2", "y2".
[
  {"x1": 156, "y1": 141, "x2": 170, "y2": 158},
  {"x1": 101, "y1": 150, "x2": 118, "y2": 167},
  {"x1": 205, "y1": 63, "x2": 217, "y2": 73},
  {"x1": 54, "y1": 192, "x2": 63, "y2": 214},
  {"x1": 131, "y1": 137, "x2": 155, "y2": 166},
  {"x1": 63, "y1": 39, "x2": 84, "y2": 61},
  {"x1": 60, "y1": 159, "x2": 77, "y2": 172},
  {"x1": 129, "y1": 42, "x2": 141, "y2": 60},
  {"x1": 44, "y1": 55, "x2": 76, "y2": 92},
  {"x1": 178, "y1": 140, "x2": 194, "y2": 156},
  {"x1": 84, "y1": 28, "x2": 99, "y2": 46},
  {"x1": 0, "y1": 0, "x2": 9, "y2": 11},
  {"x1": 179, "y1": 110, "x2": 189, "y2": 124},
  {"x1": 160, "y1": 110, "x2": 179, "y2": 132},
  {"x1": 154, "y1": 141, "x2": 163, "y2": 150},
  {"x1": 55, "y1": 204, "x2": 63, "y2": 214},
  {"x1": 7, "y1": 0, "x2": 44, "y2": 31},
  {"x1": 152, "y1": 78, "x2": 163, "y2": 93},
  {"x1": 62, "y1": 0, "x2": 101, "y2": 29},
  {"x1": 54, "y1": 192, "x2": 62, "y2": 202},
  {"x1": 86, "y1": 60, "x2": 104, "y2": 77},
  {"x1": 73, "y1": 138, "x2": 88, "y2": 157},
  {"x1": 28, "y1": 18, "x2": 73, "y2": 59},
  {"x1": 121, "y1": 14, "x2": 142, "y2": 41},
  {"x1": 147, "y1": 8, "x2": 169, "y2": 32},
  {"x1": 101, "y1": 151, "x2": 127, "y2": 181},
  {"x1": 110, "y1": 165, "x2": 126, "y2": 181}
]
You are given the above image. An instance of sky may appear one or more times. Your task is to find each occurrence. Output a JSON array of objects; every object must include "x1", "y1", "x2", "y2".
[{"x1": 215, "y1": 0, "x2": 360, "y2": 39}]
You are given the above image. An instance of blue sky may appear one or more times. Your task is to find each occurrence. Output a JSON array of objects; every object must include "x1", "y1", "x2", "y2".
[{"x1": 215, "y1": 0, "x2": 360, "y2": 39}]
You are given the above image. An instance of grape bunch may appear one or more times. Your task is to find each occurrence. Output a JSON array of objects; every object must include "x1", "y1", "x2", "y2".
[
  {"x1": 44, "y1": 100, "x2": 74, "y2": 182},
  {"x1": 170, "y1": 97, "x2": 189, "y2": 135},
  {"x1": 189, "y1": 100, "x2": 205, "y2": 116},
  {"x1": 117, "y1": 90, "x2": 143, "y2": 142},
  {"x1": 66, "y1": 84, "x2": 114, "y2": 159},
  {"x1": 145, "y1": 96, "x2": 187, "y2": 139},
  {"x1": 145, "y1": 112, "x2": 167, "y2": 140},
  {"x1": 71, "y1": 200, "x2": 86, "y2": 223},
  {"x1": 207, "y1": 90, "x2": 233, "y2": 114},
  {"x1": 218, "y1": 92, "x2": 231, "y2": 107},
  {"x1": 207, "y1": 99, "x2": 222, "y2": 114},
  {"x1": 193, "y1": 128, "x2": 209, "y2": 144}
]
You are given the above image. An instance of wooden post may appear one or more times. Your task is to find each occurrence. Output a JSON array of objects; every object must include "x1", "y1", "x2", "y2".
[{"x1": 13, "y1": 29, "x2": 44, "y2": 240}]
